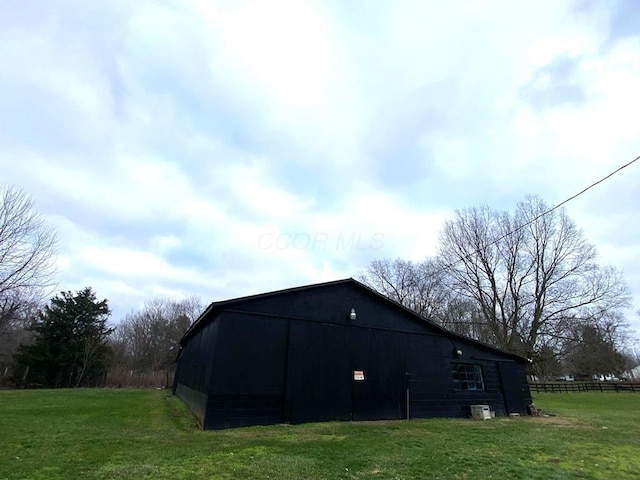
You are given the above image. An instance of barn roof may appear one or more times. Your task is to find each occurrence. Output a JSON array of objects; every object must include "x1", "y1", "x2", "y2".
[{"x1": 180, "y1": 277, "x2": 528, "y2": 362}]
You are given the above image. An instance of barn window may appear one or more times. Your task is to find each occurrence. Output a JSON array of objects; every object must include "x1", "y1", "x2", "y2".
[{"x1": 452, "y1": 363, "x2": 484, "y2": 391}]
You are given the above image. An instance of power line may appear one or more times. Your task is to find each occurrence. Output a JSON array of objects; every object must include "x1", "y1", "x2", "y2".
[
  {"x1": 364, "y1": 154, "x2": 640, "y2": 281},
  {"x1": 541, "y1": 154, "x2": 639, "y2": 216},
  {"x1": 439, "y1": 153, "x2": 640, "y2": 272},
  {"x1": 491, "y1": 154, "x2": 638, "y2": 248}
]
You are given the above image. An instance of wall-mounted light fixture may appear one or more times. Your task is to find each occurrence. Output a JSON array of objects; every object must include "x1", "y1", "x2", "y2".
[
  {"x1": 454, "y1": 348, "x2": 463, "y2": 357},
  {"x1": 349, "y1": 308, "x2": 357, "y2": 321}
]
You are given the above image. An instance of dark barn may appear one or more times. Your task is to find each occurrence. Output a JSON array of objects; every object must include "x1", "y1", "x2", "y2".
[{"x1": 173, "y1": 278, "x2": 532, "y2": 429}]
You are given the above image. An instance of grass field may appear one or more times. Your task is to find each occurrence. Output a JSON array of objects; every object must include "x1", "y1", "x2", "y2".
[{"x1": 1, "y1": 389, "x2": 639, "y2": 479}]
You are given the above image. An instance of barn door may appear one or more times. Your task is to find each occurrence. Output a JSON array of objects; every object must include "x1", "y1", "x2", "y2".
[
  {"x1": 350, "y1": 329, "x2": 405, "y2": 421},
  {"x1": 286, "y1": 322, "x2": 351, "y2": 424},
  {"x1": 497, "y1": 362, "x2": 525, "y2": 415}
]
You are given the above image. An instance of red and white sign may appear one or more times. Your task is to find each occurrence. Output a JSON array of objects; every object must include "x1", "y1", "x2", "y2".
[{"x1": 353, "y1": 370, "x2": 365, "y2": 381}]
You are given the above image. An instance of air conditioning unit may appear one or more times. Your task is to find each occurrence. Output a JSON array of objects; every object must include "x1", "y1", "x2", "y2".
[{"x1": 470, "y1": 404, "x2": 492, "y2": 420}]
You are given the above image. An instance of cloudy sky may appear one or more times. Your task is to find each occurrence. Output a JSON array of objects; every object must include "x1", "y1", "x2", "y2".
[{"x1": 1, "y1": 0, "x2": 639, "y2": 336}]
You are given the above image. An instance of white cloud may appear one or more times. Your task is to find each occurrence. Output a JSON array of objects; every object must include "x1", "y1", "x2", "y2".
[
  {"x1": 0, "y1": 0, "x2": 638, "y2": 337},
  {"x1": 78, "y1": 245, "x2": 213, "y2": 285}
]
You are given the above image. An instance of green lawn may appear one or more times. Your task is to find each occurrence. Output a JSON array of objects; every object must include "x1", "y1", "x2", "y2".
[{"x1": 1, "y1": 389, "x2": 639, "y2": 479}]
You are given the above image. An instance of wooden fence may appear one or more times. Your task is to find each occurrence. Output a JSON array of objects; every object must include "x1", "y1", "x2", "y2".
[{"x1": 529, "y1": 382, "x2": 640, "y2": 393}]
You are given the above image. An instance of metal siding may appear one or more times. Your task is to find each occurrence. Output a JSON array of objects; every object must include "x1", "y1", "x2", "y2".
[
  {"x1": 174, "y1": 320, "x2": 218, "y2": 403},
  {"x1": 205, "y1": 313, "x2": 289, "y2": 428},
  {"x1": 174, "y1": 383, "x2": 208, "y2": 426},
  {"x1": 174, "y1": 316, "x2": 220, "y2": 423}
]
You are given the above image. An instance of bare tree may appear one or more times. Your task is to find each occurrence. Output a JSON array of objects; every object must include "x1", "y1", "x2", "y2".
[
  {"x1": 0, "y1": 185, "x2": 57, "y2": 314},
  {"x1": 0, "y1": 186, "x2": 56, "y2": 382},
  {"x1": 109, "y1": 296, "x2": 203, "y2": 387},
  {"x1": 0, "y1": 300, "x2": 39, "y2": 386},
  {"x1": 360, "y1": 258, "x2": 494, "y2": 342},
  {"x1": 437, "y1": 297, "x2": 494, "y2": 343},
  {"x1": 76, "y1": 328, "x2": 112, "y2": 388},
  {"x1": 437, "y1": 195, "x2": 630, "y2": 359},
  {"x1": 621, "y1": 343, "x2": 640, "y2": 375},
  {"x1": 359, "y1": 258, "x2": 450, "y2": 318}
]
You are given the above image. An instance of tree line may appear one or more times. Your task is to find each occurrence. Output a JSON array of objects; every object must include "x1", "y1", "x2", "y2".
[
  {"x1": 0, "y1": 185, "x2": 203, "y2": 388},
  {"x1": 3, "y1": 287, "x2": 203, "y2": 388},
  {"x1": 108, "y1": 296, "x2": 202, "y2": 387},
  {"x1": 360, "y1": 195, "x2": 636, "y2": 380},
  {"x1": 1, "y1": 184, "x2": 638, "y2": 387}
]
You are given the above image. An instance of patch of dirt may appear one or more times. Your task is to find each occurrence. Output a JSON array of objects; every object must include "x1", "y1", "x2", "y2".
[
  {"x1": 524, "y1": 415, "x2": 577, "y2": 427},
  {"x1": 350, "y1": 420, "x2": 406, "y2": 427}
]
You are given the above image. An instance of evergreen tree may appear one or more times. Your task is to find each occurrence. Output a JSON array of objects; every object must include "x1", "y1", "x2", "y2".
[{"x1": 13, "y1": 287, "x2": 112, "y2": 388}]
